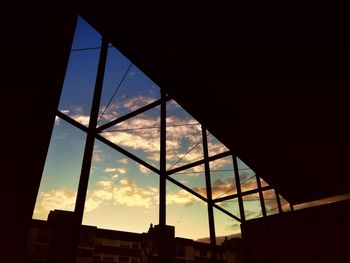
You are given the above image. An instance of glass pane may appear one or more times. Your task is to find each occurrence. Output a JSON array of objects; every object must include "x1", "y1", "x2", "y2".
[
  {"x1": 263, "y1": 190, "x2": 279, "y2": 216},
  {"x1": 259, "y1": 177, "x2": 269, "y2": 187},
  {"x1": 280, "y1": 194, "x2": 292, "y2": 212},
  {"x1": 82, "y1": 140, "x2": 159, "y2": 233},
  {"x1": 100, "y1": 106, "x2": 160, "y2": 169},
  {"x1": 71, "y1": 16, "x2": 102, "y2": 50},
  {"x1": 216, "y1": 199, "x2": 241, "y2": 220},
  {"x1": 166, "y1": 181, "x2": 209, "y2": 241},
  {"x1": 214, "y1": 207, "x2": 241, "y2": 245},
  {"x1": 33, "y1": 119, "x2": 86, "y2": 220},
  {"x1": 97, "y1": 54, "x2": 161, "y2": 126},
  {"x1": 166, "y1": 100, "x2": 202, "y2": 171},
  {"x1": 237, "y1": 158, "x2": 257, "y2": 192},
  {"x1": 242, "y1": 193, "x2": 262, "y2": 220},
  {"x1": 210, "y1": 156, "x2": 236, "y2": 199},
  {"x1": 207, "y1": 133, "x2": 230, "y2": 157},
  {"x1": 58, "y1": 17, "x2": 102, "y2": 126},
  {"x1": 169, "y1": 165, "x2": 207, "y2": 198},
  {"x1": 97, "y1": 46, "x2": 133, "y2": 126}
]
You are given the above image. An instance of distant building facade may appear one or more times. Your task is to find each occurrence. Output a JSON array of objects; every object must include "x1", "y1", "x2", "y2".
[{"x1": 26, "y1": 210, "x2": 242, "y2": 263}]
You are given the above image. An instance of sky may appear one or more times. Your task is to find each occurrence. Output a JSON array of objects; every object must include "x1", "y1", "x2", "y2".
[{"x1": 32, "y1": 17, "x2": 288, "y2": 242}]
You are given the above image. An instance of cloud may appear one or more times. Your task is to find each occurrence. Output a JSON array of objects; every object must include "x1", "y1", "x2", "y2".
[
  {"x1": 167, "y1": 189, "x2": 195, "y2": 206},
  {"x1": 139, "y1": 165, "x2": 151, "y2": 174},
  {"x1": 92, "y1": 153, "x2": 102, "y2": 162},
  {"x1": 120, "y1": 96, "x2": 156, "y2": 112},
  {"x1": 35, "y1": 188, "x2": 101, "y2": 215},
  {"x1": 111, "y1": 174, "x2": 119, "y2": 180},
  {"x1": 116, "y1": 168, "x2": 127, "y2": 174},
  {"x1": 40, "y1": 189, "x2": 76, "y2": 212},
  {"x1": 71, "y1": 115, "x2": 90, "y2": 126},
  {"x1": 35, "y1": 173, "x2": 217, "y2": 217},
  {"x1": 119, "y1": 158, "x2": 128, "y2": 164},
  {"x1": 64, "y1": 97, "x2": 230, "y2": 176},
  {"x1": 192, "y1": 178, "x2": 236, "y2": 199},
  {"x1": 104, "y1": 167, "x2": 117, "y2": 173}
]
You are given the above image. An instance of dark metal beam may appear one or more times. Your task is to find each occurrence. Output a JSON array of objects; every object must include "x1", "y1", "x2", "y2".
[
  {"x1": 55, "y1": 111, "x2": 160, "y2": 175},
  {"x1": 159, "y1": 90, "x2": 167, "y2": 263},
  {"x1": 96, "y1": 96, "x2": 171, "y2": 132},
  {"x1": 166, "y1": 175, "x2": 207, "y2": 203},
  {"x1": 213, "y1": 203, "x2": 241, "y2": 222},
  {"x1": 202, "y1": 126, "x2": 217, "y2": 262},
  {"x1": 256, "y1": 175, "x2": 267, "y2": 217},
  {"x1": 275, "y1": 190, "x2": 283, "y2": 214},
  {"x1": 232, "y1": 154, "x2": 245, "y2": 222},
  {"x1": 74, "y1": 38, "x2": 108, "y2": 222},
  {"x1": 56, "y1": 110, "x2": 89, "y2": 133},
  {"x1": 167, "y1": 151, "x2": 231, "y2": 175},
  {"x1": 290, "y1": 203, "x2": 294, "y2": 211},
  {"x1": 70, "y1": 38, "x2": 108, "y2": 263},
  {"x1": 213, "y1": 186, "x2": 273, "y2": 204},
  {"x1": 96, "y1": 134, "x2": 159, "y2": 174}
]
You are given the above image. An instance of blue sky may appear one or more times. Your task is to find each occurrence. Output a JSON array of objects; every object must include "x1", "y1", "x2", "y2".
[{"x1": 32, "y1": 17, "x2": 284, "y2": 241}]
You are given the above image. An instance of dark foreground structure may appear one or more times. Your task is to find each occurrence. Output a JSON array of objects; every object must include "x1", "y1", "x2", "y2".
[
  {"x1": 2, "y1": 3, "x2": 350, "y2": 263},
  {"x1": 27, "y1": 210, "x2": 242, "y2": 263}
]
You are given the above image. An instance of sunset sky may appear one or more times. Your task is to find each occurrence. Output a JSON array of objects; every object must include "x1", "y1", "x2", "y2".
[{"x1": 32, "y1": 17, "x2": 285, "y2": 242}]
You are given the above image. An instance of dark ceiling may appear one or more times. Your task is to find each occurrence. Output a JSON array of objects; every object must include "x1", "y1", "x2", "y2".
[{"x1": 79, "y1": 4, "x2": 350, "y2": 204}]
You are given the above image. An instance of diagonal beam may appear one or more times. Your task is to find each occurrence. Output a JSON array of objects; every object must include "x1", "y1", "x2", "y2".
[
  {"x1": 213, "y1": 203, "x2": 241, "y2": 222},
  {"x1": 96, "y1": 134, "x2": 160, "y2": 175},
  {"x1": 57, "y1": 110, "x2": 160, "y2": 175},
  {"x1": 56, "y1": 110, "x2": 89, "y2": 133},
  {"x1": 166, "y1": 175, "x2": 207, "y2": 203},
  {"x1": 97, "y1": 96, "x2": 171, "y2": 132},
  {"x1": 167, "y1": 151, "x2": 231, "y2": 175}
]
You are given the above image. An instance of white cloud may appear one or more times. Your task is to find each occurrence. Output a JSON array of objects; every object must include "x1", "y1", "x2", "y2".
[
  {"x1": 40, "y1": 189, "x2": 76, "y2": 212},
  {"x1": 139, "y1": 165, "x2": 151, "y2": 174},
  {"x1": 117, "y1": 168, "x2": 127, "y2": 174},
  {"x1": 104, "y1": 167, "x2": 117, "y2": 173},
  {"x1": 92, "y1": 153, "x2": 102, "y2": 162},
  {"x1": 71, "y1": 114, "x2": 90, "y2": 126},
  {"x1": 121, "y1": 96, "x2": 156, "y2": 111},
  {"x1": 119, "y1": 158, "x2": 128, "y2": 164},
  {"x1": 35, "y1": 174, "x2": 217, "y2": 217},
  {"x1": 111, "y1": 174, "x2": 119, "y2": 180},
  {"x1": 167, "y1": 189, "x2": 195, "y2": 206},
  {"x1": 97, "y1": 180, "x2": 113, "y2": 188}
]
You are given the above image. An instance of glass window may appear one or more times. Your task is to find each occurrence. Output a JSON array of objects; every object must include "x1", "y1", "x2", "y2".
[
  {"x1": 263, "y1": 190, "x2": 279, "y2": 216},
  {"x1": 82, "y1": 141, "x2": 159, "y2": 234},
  {"x1": 169, "y1": 165, "x2": 207, "y2": 198},
  {"x1": 166, "y1": 181, "x2": 209, "y2": 240},
  {"x1": 214, "y1": 207, "x2": 241, "y2": 245},
  {"x1": 32, "y1": 121, "x2": 86, "y2": 220},
  {"x1": 210, "y1": 156, "x2": 236, "y2": 199},
  {"x1": 58, "y1": 17, "x2": 102, "y2": 127},
  {"x1": 243, "y1": 193, "x2": 262, "y2": 220},
  {"x1": 166, "y1": 100, "x2": 202, "y2": 171}
]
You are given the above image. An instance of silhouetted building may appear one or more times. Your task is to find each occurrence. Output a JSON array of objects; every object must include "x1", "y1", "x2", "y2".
[{"x1": 26, "y1": 210, "x2": 241, "y2": 263}]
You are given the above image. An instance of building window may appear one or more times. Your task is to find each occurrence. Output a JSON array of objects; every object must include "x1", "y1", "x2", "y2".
[{"x1": 120, "y1": 241, "x2": 130, "y2": 248}]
